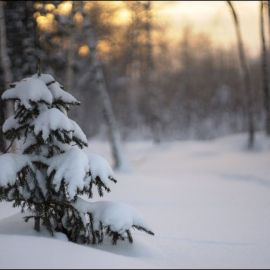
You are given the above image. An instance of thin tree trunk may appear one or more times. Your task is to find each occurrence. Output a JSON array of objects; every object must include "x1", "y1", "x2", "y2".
[
  {"x1": 0, "y1": 103, "x2": 5, "y2": 152},
  {"x1": 80, "y1": 5, "x2": 128, "y2": 171},
  {"x1": 144, "y1": 1, "x2": 161, "y2": 143},
  {"x1": 267, "y1": 1, "x2": 270, "y2": 40},
  {"x1": 227, "y1": 1, "x2": 255, "y2": 148},
  {"x1": 90, "y1": 44, "x2": 128, "y2": 170},
  {"x1": 0, "y1": 1, "x2": 14, "y2": 152},
  {"x1": 125, "y1": 4, "x2": 141, "y2": 131},
  {"x1": 34, "y1": 217, "x2": 41, "y2": 232},
  {"x1": 0, "y1": 2, "x2": 12, "y2": 85},
  {"x1": 66, "y1": 37, "x2": 75, "y2": 91},
  {"x1": 260, "y1": 2, "x2": 270, "y2": 135},
  {"x1": 65, "y1": 3, "x2": 76, "y2": 91}
]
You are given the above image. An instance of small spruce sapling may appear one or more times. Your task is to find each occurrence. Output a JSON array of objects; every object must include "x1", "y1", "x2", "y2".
[{"x1": 0, "y1": 73, "x2": 154, "y2": 244}]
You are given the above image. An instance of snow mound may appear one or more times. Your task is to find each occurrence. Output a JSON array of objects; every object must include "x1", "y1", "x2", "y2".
[
  {"x1": 32, "y1": 108, "x2": 73, "y2": 141},
  {"x1": 47, "y1": 149, "x2": 89, "y2": 198},
  {"x1": 1, "y1": 78, "x2": 52, "y2": 108},
  {"x1": 0, "y1": 233, "x2": 154, "y2": 269},
  {"x1": 0, "y1": 154, "x2": 31, "y2": 187},
  {"x1": 33, "y1": 73, "x2": 79, "y2": 105}
]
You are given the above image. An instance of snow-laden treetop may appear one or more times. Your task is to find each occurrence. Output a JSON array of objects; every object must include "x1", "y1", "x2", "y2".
[
  {"x1": 2, "y1": 74, "x2": 80, "y2": 108},
  {"x1": 2, "y1": 73, "x2": 87, "y2": 148}
]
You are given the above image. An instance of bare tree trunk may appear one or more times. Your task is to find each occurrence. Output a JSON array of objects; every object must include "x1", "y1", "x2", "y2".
[
  {"x1": 143, "y1": 1, "x2": 162, "y2": 143},
  {"x1": 90, "y1": 48, "x2": 128, "y2": 171},
  {"x1": 80, "y1": 5, "x2": 128, "y2": 171},
  {"x1": 65, "y1": 3, "x2": 77, "y2": 91},
  {"x1": 0, "y1": 1, "x2": 14, "y2": 152},
  {"x1": 260, "y1": 1, "x2": 270, "y2": 135},
  {"x1": 65, "y1": 37, "x2": 75, "y2": 91},
  {"x1": 227, "y1": 1, "x2": 255, "y2": 149},
  {"x1": 0, "y1": 2, "x2": 12, "y2": 85},
  {"x1": 267, "y1": 1, "x2": 270, "y2": 40},
  {"x1": 124, "y1": 3, "x2": 142, "y2": 131}
]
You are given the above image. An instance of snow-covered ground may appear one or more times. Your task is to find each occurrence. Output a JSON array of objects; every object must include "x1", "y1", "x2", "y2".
[{"x1": 0, "y1": 133, "x2": 270, "y2": 269}]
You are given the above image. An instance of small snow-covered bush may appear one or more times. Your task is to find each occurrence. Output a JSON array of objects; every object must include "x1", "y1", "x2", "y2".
[{"x1": 0, "y1": 73, "x2": 153, "y2": 244}]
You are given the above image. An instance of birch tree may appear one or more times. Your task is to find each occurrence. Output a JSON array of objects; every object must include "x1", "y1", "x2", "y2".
[
  {"x1": 79, "y1": 3, "x2": 128, "y2": 171},
  {"x1": 88, "y1": 34, "x2": 127, "y2": 170}
]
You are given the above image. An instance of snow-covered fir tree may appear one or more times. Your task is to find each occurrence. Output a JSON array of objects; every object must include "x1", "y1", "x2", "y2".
[{"x1": 0, "y1": 73, "x2": 153, "y2": 244}]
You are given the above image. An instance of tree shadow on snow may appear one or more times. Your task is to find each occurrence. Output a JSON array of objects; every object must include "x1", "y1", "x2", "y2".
[{"x1": 87, "y1": 234, "x2": 158, "y2": 259}]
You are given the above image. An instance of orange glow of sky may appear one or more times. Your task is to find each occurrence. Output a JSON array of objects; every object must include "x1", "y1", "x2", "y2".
[
  {"x1": 153, "y1": 1, "x2": 263, "y2": 57},
  {"x1": 35, "y1": 1, "x2": 264, "y2": 58}
]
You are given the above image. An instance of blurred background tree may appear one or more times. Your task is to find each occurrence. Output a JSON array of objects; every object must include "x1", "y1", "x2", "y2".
[{"x1": 0, "y1": 1, "x2": 269, "y2": 156}]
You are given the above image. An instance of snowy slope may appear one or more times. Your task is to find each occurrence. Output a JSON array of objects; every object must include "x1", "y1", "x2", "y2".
[{"x1": 0, "y1": 133, "x2": 270, "y2": 268}]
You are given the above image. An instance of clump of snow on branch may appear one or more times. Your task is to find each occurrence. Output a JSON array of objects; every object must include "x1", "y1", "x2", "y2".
[
  {"x1": 32, "y1": 73, "x2": 54, "y2": 84},
  {"x1": 74, "y1": 197, "x2": 153, "y2": 236},
  {"x1": 49, "y1": 81, "x2": 80, "y2": 105},
  {"x1": 33, "y1": 73, "x2": 79, "y2": 105},
  {"x1": 1, "y1": 78, "x2": 53, "y2": 108},
  {"x1": 46, "y1": 151, "x2": 116, "y2": 199},
  {"x1": 2, "y1": 115, "x2": 20, "y2": 133},
  {"x1": 32, "y1": 108, "x2": 74, "y2": 141},
  {"x1": 47, "y1": 149, "x2": 90, "y2": 198},
  {"x1": 87, "y1": 153, "x2": 115, "y2": 188},
  {"x1": 70, "y1": 120, "x2": 88, "y2": 146},
  {"x1": 0, "y1": 154, "x2": 31, "y2": 187}
]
